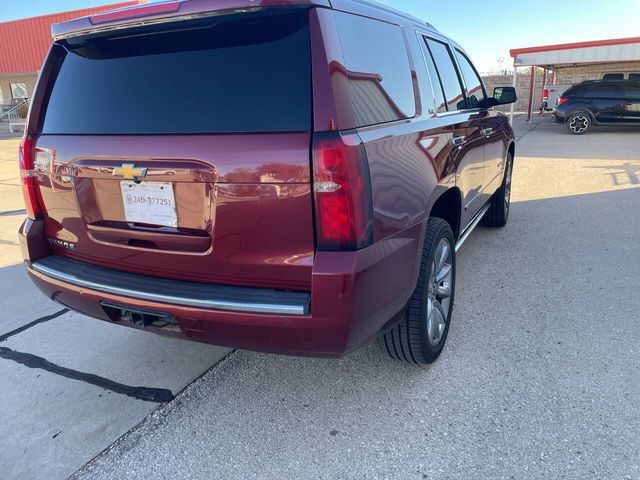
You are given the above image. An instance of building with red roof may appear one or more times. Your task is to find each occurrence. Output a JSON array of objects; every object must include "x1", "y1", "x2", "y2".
[{"x1": 0, "y1": 1, "x2": 142, "y2": 107}]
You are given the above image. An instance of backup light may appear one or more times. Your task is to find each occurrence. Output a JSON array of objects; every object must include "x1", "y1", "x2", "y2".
[
  {"x1": 312, "y1": 132, "x2": 373, "y2": 251},
  {"x1": 18, "y1": 136, "x2": 47, "y2": 220}
]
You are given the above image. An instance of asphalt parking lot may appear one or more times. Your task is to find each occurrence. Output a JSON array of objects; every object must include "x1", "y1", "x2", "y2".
[{"x1": 1, "y1": 116, "x2": 639, "y2": 479}]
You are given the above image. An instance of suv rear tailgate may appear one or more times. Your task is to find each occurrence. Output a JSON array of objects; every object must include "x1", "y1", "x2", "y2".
[
  {"x1": 35, "y1": 133, "x2": 314, "y2": 290},
  {"x1": 30, "y1": 7, "x2": 315, "y2": 291}
]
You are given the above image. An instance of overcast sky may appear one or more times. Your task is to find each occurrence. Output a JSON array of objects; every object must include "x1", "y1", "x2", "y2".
[{"x1": 2, "y1": 0, "x2": 639, "y2": 71}]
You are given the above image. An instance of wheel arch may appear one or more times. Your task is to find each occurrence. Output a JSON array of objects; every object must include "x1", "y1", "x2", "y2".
[
  {"x1": 427, "y1": 187, "x2": 462, "y2": 241},
  {"x1": 507, "y1": 141, "x2": 515, "y2": 161},
  {"x1": 565, "y1": 108, "x2": 595, "y2": 123}
]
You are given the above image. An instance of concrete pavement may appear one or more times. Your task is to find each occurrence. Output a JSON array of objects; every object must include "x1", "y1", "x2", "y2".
[
  {"x1": 1, "y1": 115, "x2": 639, "y2": 479},
  {"x1": 0, "y1": 138, "x2": 231, "y2": 479},
  {"x1": 74, "y1": 116, "x2": 640, "y2": 479}
]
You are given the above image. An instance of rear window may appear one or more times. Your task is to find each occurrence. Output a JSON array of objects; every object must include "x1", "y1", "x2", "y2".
[
  {"x1": 566, "y1": 86, "x2": 587, "y2": 97},
  {"x1": 42, "y1": 10, "x2": 311, "y2": 134}
]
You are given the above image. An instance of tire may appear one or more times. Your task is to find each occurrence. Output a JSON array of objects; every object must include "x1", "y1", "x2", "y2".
[
  {"x1": 566, "y1": 112, "x2": 592, "y2": 135},
  {"x1": 382, "y1": 218, "x2": 456, "y2": 364},
  {"x1": 482, "y1": 152, "x2": 513, "y2": 228}
]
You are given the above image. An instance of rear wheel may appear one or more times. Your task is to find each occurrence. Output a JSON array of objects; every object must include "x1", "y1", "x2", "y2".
[
  {"x1": 482, "y1": 152, "x2": 513, "y2": 228},
  {"x1": 566, "y1": 112, "x2": 592, "y2": 134},
  {"x1": 382, "y1": 218, "x2": 455, "y2": 364}
]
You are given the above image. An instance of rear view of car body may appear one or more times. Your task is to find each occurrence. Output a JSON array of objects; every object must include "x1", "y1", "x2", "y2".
[
  {"x1": 542, "y1": 84, "x2": 572, "y2": 110},
  {"x1": 20, "y1": 0, "x2": 430, "y2": 357},
  {"x1": 20, "y1": 0, "x2": 514, "y2": 358}
]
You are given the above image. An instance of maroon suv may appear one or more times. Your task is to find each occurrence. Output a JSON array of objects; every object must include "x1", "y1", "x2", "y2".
[{"x1": 19, "y1": 0, "x2": 516, "y2": 364}]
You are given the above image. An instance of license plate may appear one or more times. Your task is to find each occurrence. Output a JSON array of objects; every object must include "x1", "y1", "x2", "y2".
[{"x1": 120, "y1": 181, "x2": 177, "y2": 227}]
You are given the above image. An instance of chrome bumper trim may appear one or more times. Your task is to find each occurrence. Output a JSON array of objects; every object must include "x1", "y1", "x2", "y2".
[{"x1": 31, "y1": 258, "x2": 308, "y2": 316}]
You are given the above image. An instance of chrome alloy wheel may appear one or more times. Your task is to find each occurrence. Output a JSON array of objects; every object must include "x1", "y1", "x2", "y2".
[
  {"x1": 568, "y1": 114, "x2": 589, "y2": 134},
  {"x1": 426, "y1": 238, "x2": 453, "y2": 346}
]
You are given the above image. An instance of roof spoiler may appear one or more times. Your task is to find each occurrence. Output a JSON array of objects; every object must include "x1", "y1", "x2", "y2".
[{"x1": 51, "y1": 0, "x2": 332, "y2": 41}]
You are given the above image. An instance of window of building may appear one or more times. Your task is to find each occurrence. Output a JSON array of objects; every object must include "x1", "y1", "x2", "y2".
[
  {"x1": 424, "y1": 38, "x2": 465, "y2": 112},
  {"x1": 334, "y1": 12, "x2": 416, "y2": 127},
  {"x1": 10, "y1": 82, "x2": 28, "y2": 100},
  {"x1": 454, "y1": 49, "x2": 486, "y2": 109}
]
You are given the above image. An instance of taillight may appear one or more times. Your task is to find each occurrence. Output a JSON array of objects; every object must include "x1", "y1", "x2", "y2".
[
  {"x1": 312, "y1": 132, "x2": 373, "y2": 251},
  {"x1": 543, "y1": 88, "x2": 549, "y2": 100},
  {"x1": 557, "y1": 97, "x2": 569, "y2": 106},
  {"x1": 18, "y1": 136, "x2": 47, "y2": 220}
]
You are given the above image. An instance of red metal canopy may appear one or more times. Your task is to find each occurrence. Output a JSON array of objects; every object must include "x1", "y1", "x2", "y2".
[
  {"x1": 510, "y1": 36, "x2": 640, "y2": 57},
  {"x1": 0, "y1": 1, "x2": 141, "y2": 75}
]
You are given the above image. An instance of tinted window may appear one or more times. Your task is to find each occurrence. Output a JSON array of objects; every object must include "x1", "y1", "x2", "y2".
[
  {"x1": 42, "y1": 11, "x2": 311, "y2": 134},
  {"x1": 567, "y1": 86, "x2": 587, "y2": 97},
  {"x1": 586, "y1": 84, "x2": 623, "y2": 98},
  {"x1": 628, "y1": 73, "x2": 640, "y2": 81},
  {"x1": 419, "y1": 36, "x2": 447, "y2": 114},
  {"x1": 624, "y1": 84, "x2": 640, "y2": 98},
  {"x1": 454, "y1": 49, "x2": 486, "y2": 108},
  {"x1": 425, "y1": 38, "x2": 465, "y2": 111},
  {"x1": 602, "y1": 73, "x2": 624, "y2": 81},
  {"x1": 334, "y1": 12, "x2": 415, "y2": 127}
]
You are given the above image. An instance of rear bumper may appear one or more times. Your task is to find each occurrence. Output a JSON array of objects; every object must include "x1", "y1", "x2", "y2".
[{"x1": 20, "y1": 219, "x2": 423, "y2": 357}]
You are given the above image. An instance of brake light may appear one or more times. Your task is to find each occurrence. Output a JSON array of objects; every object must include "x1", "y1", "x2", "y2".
[
  {"x1": 542, "y1": 88, "x2": 549, "y2": 100},
  {"x1": 18, "y1": 136, "x2": 47, "y2": 220},
  {"x1": 312, "y1": 132, "x2": 373, "y2": 251},
  {"x1": 89, "y1": 2, "x2": 181, "y2": 24},
  {"x1": 557, "y1": 97, "x2": 569, "y2": 106}
]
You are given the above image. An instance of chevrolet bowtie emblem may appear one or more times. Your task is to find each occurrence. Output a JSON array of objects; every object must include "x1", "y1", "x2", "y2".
[{"x1": 112, "y1": 163, "x2": 147, "y2": 181}]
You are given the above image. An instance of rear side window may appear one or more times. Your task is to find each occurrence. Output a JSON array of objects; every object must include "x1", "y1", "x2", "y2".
[
  {"x1": 454, "y1": 49, "x2": 486, "y2": 109},
  {"x1": 424, "y1": 38, "x2": 465, "y2": 112},
  {"x1": 624, "y1": 84, "x2": 640, "y2": 98},
  {"x1": 334, "y1": 12, "x2": 415, "y2": 127},
  {"x1": 629, "y1": 73, "x2": 640, "y2": 81},
  {"x1": 585, "y1": 85, "x2": 623, "y2": 98},
  {"x1": 418, "y1": 35, "x2": 447, "y2": 114},
  {"x1": 42, "y1": 10, "x2": 311, "y2": 134},
  {"x1": 567, "y1": 86, "x2": 587, "y2": 97}
]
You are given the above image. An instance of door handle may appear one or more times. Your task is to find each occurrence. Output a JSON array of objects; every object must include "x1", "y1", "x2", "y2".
[
  {"x1": 480, "y1": 127, "x2": 494, "y2": 136},
  {"x1": 451, "y1": 135, "x2": 466, "y2": 148}
]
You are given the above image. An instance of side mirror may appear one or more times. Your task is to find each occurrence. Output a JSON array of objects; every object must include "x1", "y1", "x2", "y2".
[{"x1": 492, "y1": 86, "x2": 517, "y2": 105}]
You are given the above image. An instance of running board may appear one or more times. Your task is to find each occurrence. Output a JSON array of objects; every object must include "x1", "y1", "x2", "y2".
[{"x1": 455, "y1": 203, "x2": 491, "y2": 252}]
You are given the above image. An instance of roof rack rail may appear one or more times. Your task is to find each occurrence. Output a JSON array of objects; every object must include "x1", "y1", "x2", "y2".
[{"x1": 349, "y1": 0, "x2": 437, "y2": 31}]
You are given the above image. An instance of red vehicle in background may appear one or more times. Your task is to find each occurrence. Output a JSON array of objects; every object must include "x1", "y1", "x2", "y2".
[{"x1": 19, "y1": 0, "x2": 516, "y2": 364}]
